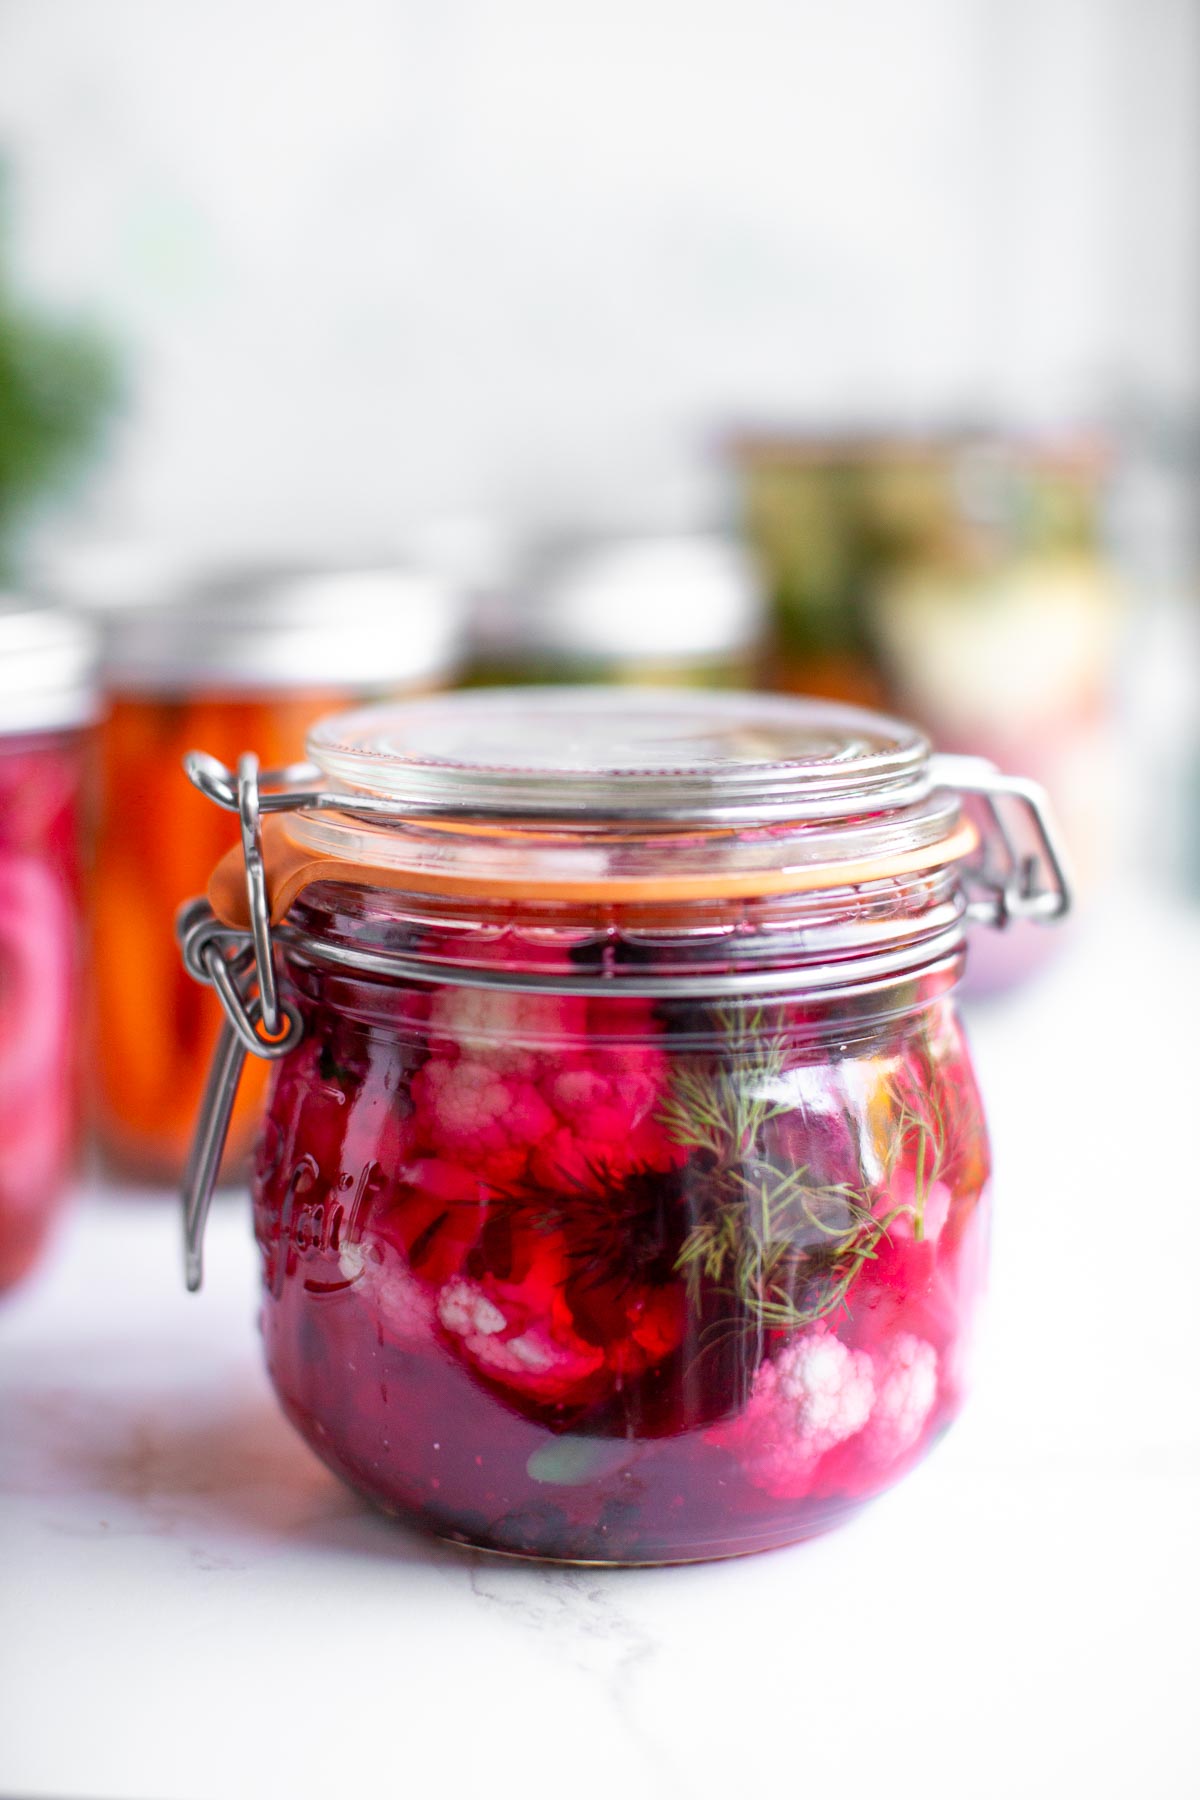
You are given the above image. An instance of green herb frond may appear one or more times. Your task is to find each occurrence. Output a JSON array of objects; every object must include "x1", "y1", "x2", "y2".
[
  {"x1": 880, "y1": 1036, "x2": 961, "y2": 1237},
  {"x1": 658, "y1": 1002, "x2": 921, "y2": 1339},
  {"x1": 656, "y1": 1003, "x2": 793, "y2": 1163},
  {"x1": 674, "y1": 1166, "x2": 908, "y2": 1335}
]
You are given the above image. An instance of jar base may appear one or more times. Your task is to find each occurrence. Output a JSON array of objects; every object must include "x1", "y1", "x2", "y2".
[
  {"x1": 433, "y1": 1528, "x2": 839, "y2": 1569},
  {"x1": 365, "y1": 1492, "x2": 865, "y2": 1567},
  {"x1": 276, "y1": 1379, "x2": 879, "y2": 1566}
]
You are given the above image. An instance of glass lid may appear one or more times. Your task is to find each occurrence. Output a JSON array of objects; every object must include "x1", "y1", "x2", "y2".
[
  {"x1": 270, "y1": 687, "x2": 976, "y2": 902},
  {"x1": 305, "y1": 686, "x2": 932, "y2": 824}
]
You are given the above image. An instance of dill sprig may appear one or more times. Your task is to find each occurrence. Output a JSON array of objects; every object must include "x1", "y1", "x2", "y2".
[
  {"x1": 655, "y1": 1004, "x2": 791, "y2": 1163},
  {"x1": 484, "y1": 1159, "x2": 684, "y2": 1299},
  {"x1": 674, "y1": 1161, "x2": 908, "y2": 1333},
  {"x1": 880, "y1": 1035, "x2": 956, "y2": 1239},
  {"x1": 658, "y1": 1003, "x2": 906, "y2": 1338}
]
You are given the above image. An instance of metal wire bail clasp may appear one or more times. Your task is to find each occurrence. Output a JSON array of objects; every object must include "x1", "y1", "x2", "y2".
[
  {"x1": 930, "y1": 753, "x2": 1074, "y2": 929},
  {"x1": 176, "y1": 753, "x2": 304, "y2": 1292}
]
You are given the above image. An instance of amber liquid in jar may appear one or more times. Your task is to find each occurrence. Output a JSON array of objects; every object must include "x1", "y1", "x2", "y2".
[{"x1": 93, "y1": 689, "x2": 354, "y2": 1182}]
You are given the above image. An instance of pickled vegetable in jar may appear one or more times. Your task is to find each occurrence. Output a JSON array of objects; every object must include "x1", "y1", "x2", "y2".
[
  {"x1": 90, "y1": 563, "x2": 464, "y2": 1182},
  {"x1": 0, "y1": 602, "x2": 95, "y2": 1291},
  {"x1": 177, "y1": 688, "x2": 1069, "y2": 1563}
]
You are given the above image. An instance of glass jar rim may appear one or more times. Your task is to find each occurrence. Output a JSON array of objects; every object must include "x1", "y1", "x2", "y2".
[
  {"x1": 306, "y1": 687, "x2": 933, "y2": 821},
  {"x1": 261, "y1": 688, "x2": 977, "y2": 904}
]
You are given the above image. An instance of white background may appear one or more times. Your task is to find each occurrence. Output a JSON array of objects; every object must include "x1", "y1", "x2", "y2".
[{"x1": 0, "y1": 0, "x2": 1196, "y2": 548}]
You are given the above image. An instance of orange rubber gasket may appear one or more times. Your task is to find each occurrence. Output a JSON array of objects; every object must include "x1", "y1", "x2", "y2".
[{"x1": 208, "y1": 813, "x2": 980, "y2": 928}]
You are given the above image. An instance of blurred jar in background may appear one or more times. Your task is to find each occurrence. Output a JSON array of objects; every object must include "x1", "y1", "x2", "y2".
[
  {"x1": 0, "y1": 602, "x2": 96, "y2": 1288},
  {"x1": 738, "y1": 434, "x2": 1122, "y2": 991},
  {"x1": 463, "y1": 532, "x2": 766, "y2": 688},
  {"x1": 736, "y1": 439, "x2": 900, "y2": 707},
  {"x1": 88, "y1": 562, "x2": 464, "y2": 1183}
]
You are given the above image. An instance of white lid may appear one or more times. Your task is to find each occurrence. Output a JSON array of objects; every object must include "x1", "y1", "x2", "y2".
[
  {"x1": 486, "y1": 534, "x2": 765, "y2": 666},
  {"x1": 91, "y1": 560, "x2": 466, "y2": 693},
  {"x1": 0, "y1": 600, "x2": 98, "y2": 734},
  {"x1": 33, "y1": 539, "x2": 203, "y2": 614}
]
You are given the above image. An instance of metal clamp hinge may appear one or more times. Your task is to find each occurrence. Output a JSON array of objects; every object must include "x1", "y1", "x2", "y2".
[
  {"x1": 175, "y1": 754, "x2": 305, "y2": 1291},
  {"x1": 930, "y1": 753, "x2": 1073, "y2": 929}
]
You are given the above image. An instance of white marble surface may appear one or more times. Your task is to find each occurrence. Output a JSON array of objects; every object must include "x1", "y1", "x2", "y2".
[{"x1": 2, "y1": 891, "x2": 1198, "y2": 1800}]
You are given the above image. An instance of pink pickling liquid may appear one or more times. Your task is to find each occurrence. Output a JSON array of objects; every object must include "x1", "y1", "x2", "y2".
[
  {"x1": 0, "y1": 728, "x2": 86, "y2": 1292},
  {"x1": 251, "y1": 921, "x2": 991, "y2": 1563}
]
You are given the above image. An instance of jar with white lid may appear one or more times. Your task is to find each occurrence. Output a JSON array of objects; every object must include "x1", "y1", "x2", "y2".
[
  {"x1": 0, "y1": 601, "x2": 96, "y2": 1289},
  {"x1": 465, "y1": 533, "x2": 766, "y2": 688},
  {"x1": 177, "y1": 687, "x2": 1068, "y2": 1562},
  {"x1": 86, "y1": 560, "x2": 464, "y2": 1182}
]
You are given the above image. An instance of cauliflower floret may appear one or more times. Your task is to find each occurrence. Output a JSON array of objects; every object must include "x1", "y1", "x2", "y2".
[
  {"x1": 426, "y1": 987, "x2": 585, "y2": 1075},
  {"x1": 413, "y1": 982, "x2": 678, "y2": 1193},
  {"x1": 436, "y1": 1276, "x2": 604, "y2": 1394},
  {"x1": 437, "y1": 1277, "x2": 506, "y2": 1339},
  {"x1": 411, "y1": 1056, "x2": 557, "y2": 1172},
  {"x1": 532, "y1": 1052, "x2": 682, "y2": 1189},
  {"x1": 549, "y1": 1066, "x2": 611, "y2": 1118},
  {"x1": 339, "y1": 1239, "x2": 435, "y2": 1343},
  {"x1": 709, "y1": 1328, "x2": 875, "y2": 1498},
  {"x1": 548, "y1": 1064, "x2": 661, "y2": 1144},
  {"x1": 861, "y1": 1333, "x2": 938, "y2": 1465}
]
